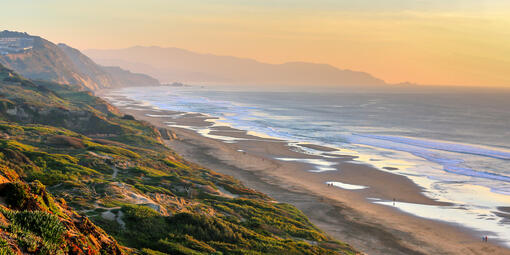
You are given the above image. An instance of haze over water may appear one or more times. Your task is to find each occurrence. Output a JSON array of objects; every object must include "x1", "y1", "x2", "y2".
[{"x1": 119, "y1": 85, "x2": 510, "y2": 245}]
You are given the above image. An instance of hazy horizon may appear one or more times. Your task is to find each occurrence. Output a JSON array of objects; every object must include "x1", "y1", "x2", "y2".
[
  {"x1": 86, "y1": 45, "x2": 510, "y2": 89},
  {"x1": 2, "y1": 0, "x2": 510, "y2": 88}
]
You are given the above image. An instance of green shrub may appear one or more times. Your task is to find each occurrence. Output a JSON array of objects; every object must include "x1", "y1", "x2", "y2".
[
  {"x1": 16, "y1": 231, "x2": 40, "y2": 253},
  {"x1": 1, "y1": 182, "x2": 29, "y2": 209},
  {"x1": 0, "y1": 237, "x2": 15, "y2": 255},
  {"x1": 11, "y1": 211, "x2": 65, "y2": 244},
  {"x1": 0, "y1": 208, "x2": 66, "y2": 254},
  {"x1": 122, "y1": 204, "x2": 159, "y2": 219}
]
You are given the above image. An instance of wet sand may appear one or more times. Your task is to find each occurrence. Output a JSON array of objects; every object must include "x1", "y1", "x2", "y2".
[{"x1": 99, "y1": 91, "x2": 510, "y2": 255}]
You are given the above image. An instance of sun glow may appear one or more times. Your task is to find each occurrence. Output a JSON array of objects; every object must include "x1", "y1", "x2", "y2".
[{"x1": 2, "y1": 0, "x2": 509, "y2": 87}]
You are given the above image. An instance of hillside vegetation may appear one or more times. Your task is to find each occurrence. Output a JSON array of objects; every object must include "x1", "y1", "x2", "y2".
[{"x1": 0, "y1": 64, "x2": 358, "y2": 254}]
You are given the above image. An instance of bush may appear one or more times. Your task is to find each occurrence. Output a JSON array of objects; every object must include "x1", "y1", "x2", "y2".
[
  {"x1": 11, "y1": 211, "x2": 65, "y2": 244},
  {"x1": 157, "y1": 238, "x2": 205, "y2": 255},
  {"x1": 166, "y1": 213, "x2": 242, "y2": 243},
  {"x1": 0, "y1": 237, "x2": 15, "y2": 255},
  {"x1": 16, "y1": 231, "x2": 40, "y2": 253},
  {"x1": 86, "y1": 143, "x2": 140, "y2": 159},
  {"x1": 1, "y1": 182, "x2": 29, "y2": 209},
  {"x1": 122, "y1": 204, "x2": 159, "y2": 219}
]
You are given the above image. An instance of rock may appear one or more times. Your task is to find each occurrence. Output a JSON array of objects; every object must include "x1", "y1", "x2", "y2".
[
  {"x1": 199, "y1": 185, "x2": 221, "y2": 195},
  {"x1": 121, "y1": 114, "x2": 135, "y2": 120},
  {"x1": 158, "y1": 128, "x2": 177, "y2": 140}
]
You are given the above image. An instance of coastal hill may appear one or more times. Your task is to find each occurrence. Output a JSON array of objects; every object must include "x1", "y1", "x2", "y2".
[
  {"x1": 0, "y1": 31, "x2": 159, "y2": 90},
  {"x1": 84, "y1": 46, "x2": 386, "y2": 87},
  {"x1": 101, "y1": 65, "x2": 160, "y2": 88},
  {"x1": 0, "y1": 54, "x2": 357, "y2": 253},
  {"x1": 0, "y1": 30, "x2": 116, "y2": 90}
]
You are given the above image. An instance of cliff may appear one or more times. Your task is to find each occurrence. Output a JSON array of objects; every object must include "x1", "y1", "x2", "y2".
[
  {"x1": 0, "y1": 31, "x2": 159, "y2": 91},
  {"x1": 0, "y1": 64, "x2": 358, "y2": 254},
  {"x1": 0, "y1": 31, "x2": 116, "y2": 91}
]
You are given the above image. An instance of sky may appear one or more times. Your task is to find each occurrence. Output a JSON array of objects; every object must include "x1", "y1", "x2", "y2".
[{"x1": 2, "y1": 0, "x2": 510, "y2": 87}]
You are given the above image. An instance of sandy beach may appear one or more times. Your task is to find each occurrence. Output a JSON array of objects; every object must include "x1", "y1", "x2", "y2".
[{"x1": 99, "y1": 91, "x2": 510, "y2": 255}]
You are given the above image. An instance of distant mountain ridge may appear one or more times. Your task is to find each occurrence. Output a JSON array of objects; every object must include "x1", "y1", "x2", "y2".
[
  {"x1": 85, "y1": 46, "x2": 387, "y2": 87},
  {"x1": 0, "y1": 30, "x2": 159, "y2": 90}
]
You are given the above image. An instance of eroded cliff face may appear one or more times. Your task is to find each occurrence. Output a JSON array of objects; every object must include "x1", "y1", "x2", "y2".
[
  {"x1": 1, "y1": 31, "x2": 161, "y2": 92},
  {"x1": 0, "y1": 31, "x2": 118, "y2": 91}
]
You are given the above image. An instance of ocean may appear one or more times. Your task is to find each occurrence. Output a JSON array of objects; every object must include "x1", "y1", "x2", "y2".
[{"x1": 116, "y1": 85, "x2": 510, "y2": 245}]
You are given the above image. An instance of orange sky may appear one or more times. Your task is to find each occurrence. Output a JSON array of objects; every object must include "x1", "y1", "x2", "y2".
[{"x1": 2, "y1": 0, "x2": 510, "y2": 87}]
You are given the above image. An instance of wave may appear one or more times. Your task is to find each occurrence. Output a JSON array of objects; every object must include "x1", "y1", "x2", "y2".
[
  {"x1": 124, "y1": 87, "x2": 510, "y2": 186},
  {"x1": 349, "y1": 134, "x2": 510, "y2": 183},
  {"x1": 357, "y1": 134, "x2": 510, "y2": 160}
]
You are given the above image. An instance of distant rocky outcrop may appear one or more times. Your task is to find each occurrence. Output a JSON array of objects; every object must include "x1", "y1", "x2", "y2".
[
  {"x1": 158, "y1": 128, "x2": 177, "y2": 140},
  {"x1": 101, "y1": 65, "x2": 160, "y2": 87}
]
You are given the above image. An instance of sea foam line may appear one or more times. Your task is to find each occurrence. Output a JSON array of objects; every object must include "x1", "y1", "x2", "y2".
[{"x1": 357, "y1": 134, "x2": 510, "y2": 160}]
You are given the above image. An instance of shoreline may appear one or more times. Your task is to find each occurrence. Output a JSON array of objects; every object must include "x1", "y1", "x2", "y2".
[{"x1": 98, "y1": 90, "x2": 509, "y2": 255}]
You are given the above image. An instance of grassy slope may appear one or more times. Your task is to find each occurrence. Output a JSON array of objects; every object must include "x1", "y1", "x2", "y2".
[{"x1": 0, "y1": 65, "x2": 358, "y2": 255}]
